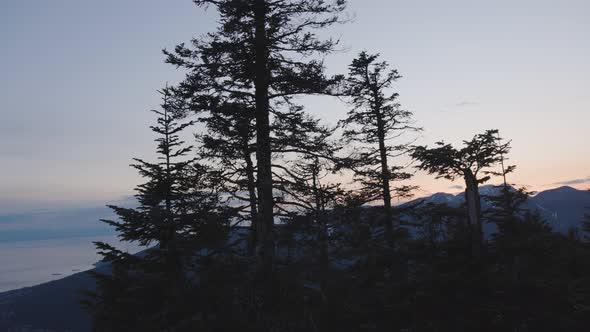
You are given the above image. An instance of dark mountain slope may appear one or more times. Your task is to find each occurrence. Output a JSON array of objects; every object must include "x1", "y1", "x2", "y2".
[
  {"x1": 531, "y1": 186, "x2": 590, "y2": 233},
  {"x1": 0, "y1": 269, "x2": 97, "y2": 332}
]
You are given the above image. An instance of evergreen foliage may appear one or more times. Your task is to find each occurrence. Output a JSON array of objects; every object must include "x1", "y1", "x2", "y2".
[
  {"x1": 83, "y1": 89, "x2": 231, "y2": 331},
  {"x1": 339, "y1": 51, "x2": 420, "y2": 244},
  {"x1": 82, "y1": 2, "x2": 590, "y2": 331},
  {"x1": 165, "y1": 0, "x2": 348, "y2": 276},
  {"x1": 195, "y1": 99, "x2": 260, "y2": 253},
  {"x1": 412, "y1": 129, "x2": 512, "y2": 259}
]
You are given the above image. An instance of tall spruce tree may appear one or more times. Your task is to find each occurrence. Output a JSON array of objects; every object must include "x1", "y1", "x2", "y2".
[
  {"x1": 478, "y1": 133, "x2": 527, "y2": 235},
  {"x1": 339, "y1": 51, "x2": 420, "y2": 245},
  {"x1": 85, "y1": 89, "x2": 229, "y2": 330},
  {"x1": 195, "y1": 99, "x2": 259, "y2": 253},
  {"x1": 481, "y1": 145, "x2": 533, "y2": 243},
  {"x1": 271, "y1": 106, "x2": 341, "y2": 216},
  {"x1": 478, "y1": 144, "x2": 543, "y2": 288},
  {"x1": 411, "y1": 129, "x2": 511, "y2": 260},
  {"x1": 272, "y1": 114, "x2": 343, "y2": 287},
  {"x1": 165, "y1": 0, "x2": 348, "y2": 283}
]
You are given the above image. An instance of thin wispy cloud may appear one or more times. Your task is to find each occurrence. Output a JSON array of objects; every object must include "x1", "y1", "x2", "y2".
[
  {"x1": 440, "y1": 101, "x2": 481, "y2": 112},
  {"x1": 551, "y1": 177, "x2": 590, "y2": 186},
  {"x1": 455, "y1": 101, "x2": 480, "y2": 107},
  {"x1": 449, "y1": 185, "x2": 464, "y2": 190}
]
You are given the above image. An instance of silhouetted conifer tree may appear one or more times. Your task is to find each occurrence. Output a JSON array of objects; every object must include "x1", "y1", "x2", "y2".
[
  {"x1": 165, "y1": 1, "x2": 348, "y2": 285},
  {"x1": 272, "y1": 107, "x2": 341, "y2": 213},
  {"x1": 195, "y1": 99, "x2": 259, "y2": 253},
  {"x1": 412, "y1": 129, "x2": 510, "y2": 260},
  {"x1": 276, "y1": 153, "x2": 343, "y2": 287},
  {"x1": 339, "y1": 51, "x2": 420, "y2": 245},
  {"x1": 84, "y1": 88, "x2": 230, "y2": 331},
  {"x1": 478, "y1": 135, "x2": 532, "y2": 239}
]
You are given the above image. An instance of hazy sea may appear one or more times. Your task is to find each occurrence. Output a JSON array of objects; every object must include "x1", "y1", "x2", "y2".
[{"x1": 0, "y1": 235, "x2": 142, "y2": 292}]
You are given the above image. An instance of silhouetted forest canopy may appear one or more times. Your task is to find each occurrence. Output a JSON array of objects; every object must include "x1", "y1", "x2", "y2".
[{"x1": 81, "y1": 1, "x2": 590, "y2": 331}]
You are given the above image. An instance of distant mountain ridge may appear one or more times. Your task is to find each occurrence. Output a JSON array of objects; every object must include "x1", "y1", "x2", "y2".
[
  {"x1": 406, "y1": 185, "x2": 590, "y2": 233},
  {"x1": 3, "y1": 187, "x2": 585, "y2": 243},
  {"x1": 531, "y1": 186, "x2": 590, "y2": 232}
]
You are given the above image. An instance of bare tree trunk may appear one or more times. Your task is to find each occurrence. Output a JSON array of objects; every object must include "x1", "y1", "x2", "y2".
[
  {"x1": 312, "y1": 161, "x2": 329, "y2": 288},
  {"x1": 253, "y1": 0, "x2": 274, "y2": 296},
  {"x1": 376, "y1": 113, "x2": 394, "y2": 246},
  {"x1": 244, "y1": 144, "x2": 259, "y2": 256},
  {"x1": 464, "y1": 169, "x2": 483, "y2": 260}
]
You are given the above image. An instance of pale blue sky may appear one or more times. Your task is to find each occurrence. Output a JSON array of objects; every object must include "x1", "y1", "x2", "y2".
[{"x1": 1, "y1": 0, "x2": 589, "y2": 212}]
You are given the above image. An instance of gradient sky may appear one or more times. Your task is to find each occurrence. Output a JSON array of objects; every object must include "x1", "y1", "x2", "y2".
[{"x1": 1, "y1": 0, "x2": 589, "y2": 212}]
